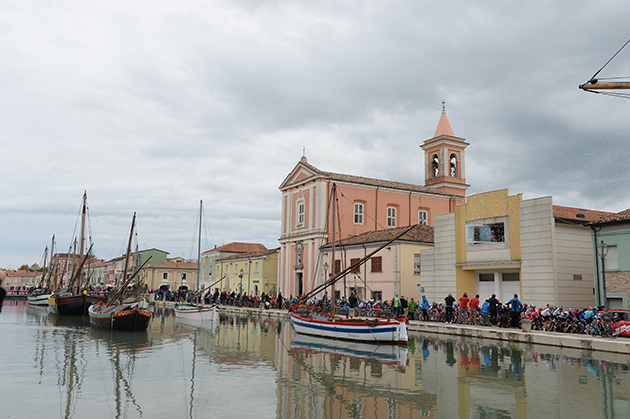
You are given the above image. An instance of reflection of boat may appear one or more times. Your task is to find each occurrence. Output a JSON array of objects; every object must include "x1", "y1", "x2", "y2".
[
  {"x1": 174, "y1": 303, "x2": 219, "y2": 321},
  {"x1": 174, "y1": 200, "x2": 219, "y2": 322},
  {"x1": 290, "y1": 333, "x2": 408, "y2": 370},
  {"x1": 88, "y1": 213, "x2": 152, "y2": 331},
  {"x1": 290, "y1": 183, "x2": 409, "y2": 344},
  {"x1": 174, "y1": 317, "x2": 219, "y2": 333}
]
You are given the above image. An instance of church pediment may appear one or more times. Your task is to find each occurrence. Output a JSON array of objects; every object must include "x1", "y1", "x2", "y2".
[{"x1": 279, "y1": 157, "x2": 323, "y2": 190}]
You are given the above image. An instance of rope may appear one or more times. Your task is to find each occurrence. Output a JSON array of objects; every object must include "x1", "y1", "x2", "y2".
[{"x1": 588, "y1": 37, "x2": 630, "y2": 81}]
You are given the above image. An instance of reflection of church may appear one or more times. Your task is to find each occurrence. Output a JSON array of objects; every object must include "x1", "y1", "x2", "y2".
[{"x1": 277, "y1": 106, "x2": 470, "y2": 298}]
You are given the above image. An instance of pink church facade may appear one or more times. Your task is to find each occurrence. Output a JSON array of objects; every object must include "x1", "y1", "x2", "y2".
[{"x1": 277, "y1": 108, "x2": 470, "y2": 299}]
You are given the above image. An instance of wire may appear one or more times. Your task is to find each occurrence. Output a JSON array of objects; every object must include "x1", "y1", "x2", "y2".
[{"x1": 588, "y1": 37, "x2": 630, "y2": 81}]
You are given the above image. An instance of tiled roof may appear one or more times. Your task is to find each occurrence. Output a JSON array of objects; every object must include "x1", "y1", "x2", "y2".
[
  {"x1": 322, "y1": 224, "x2": 434, "y2": 248},
  {"x1": 296, "y1": 160, "x2": 452, "y2": 196},
  {"x1": 201, "y1": 242, "x2": 268, "y2": 255},
  {"x1": 218, "y1": 248, "x2": 279, "y2": 261},
  {"x1": 6, "y1": 270, "x2": 40, "y2": 277},
  {"x1": 553, "y1": 205, "x2": 614, "y2": 224},
  {"x1": 146, "y1": 261, "x2": 198, "y2": 270},
  {"x1": 588, "y1": 208, "x2": 630, "y2": 225}
]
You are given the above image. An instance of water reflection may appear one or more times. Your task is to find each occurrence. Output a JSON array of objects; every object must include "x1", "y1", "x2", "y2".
[{"x1": 2, "y1": 304, "x2": 630, "y2": 418}]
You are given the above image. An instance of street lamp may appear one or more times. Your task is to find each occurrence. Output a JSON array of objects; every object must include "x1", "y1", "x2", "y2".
[
  {"x1": 596, "y1": 240, "x2": 609, "y2": 314},
  {"x1": 239, "y1": 268, "x2": 244, "y2": 295}
]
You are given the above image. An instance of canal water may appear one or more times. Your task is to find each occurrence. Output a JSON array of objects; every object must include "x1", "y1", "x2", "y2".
[{"x1": 1, "y1": 300, "x2": 629, "y2": 419}]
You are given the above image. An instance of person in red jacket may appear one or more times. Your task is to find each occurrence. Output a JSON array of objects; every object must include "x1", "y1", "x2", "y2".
[
  {"x1": 469, "y1": 294, "x2": 480, "y2": 325},
  {"x1": 458, "y1": 293, "x2": 470, "y2": 324}
]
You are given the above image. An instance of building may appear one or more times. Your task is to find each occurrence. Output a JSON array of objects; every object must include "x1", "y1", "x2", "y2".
[
  {"x1": 216, "y1": 248, "x2": 279, "y2": 297},
  {"x1": 421, "y1": 189, "x2": 612, "y2": 308},
  {"x1": 142, "y1": 257, "x2": 198, "y2": 291},
  {"x1": 200, "y1": 242, "x2": 268, "y2": 292},
  {"x1": 4, "y1": 270, "x2": 42, "y2": 289},
  {"x1": 278, "y1": 107, "x2": 469, "y2": 298},
  {"x1": 589, "y1": 208, "x2": 630, "y2": 309},
  {"x1": 320, "y1": 224, "x2": 434, "y2": 301},
  {"x1": 105, "y1": 248, "x2": 169, "y2": 286}
]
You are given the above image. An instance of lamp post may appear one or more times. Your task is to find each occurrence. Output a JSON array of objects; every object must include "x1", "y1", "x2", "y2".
[
  {"x1": 239, "y1": 268, "x2": 244, "y2": 296},
  {"x1": 596, "y1": 240, "x2": 609, "y2": 318},
  {"x1": 247, "y1": 259, "x2": 251, "y2": 296}
]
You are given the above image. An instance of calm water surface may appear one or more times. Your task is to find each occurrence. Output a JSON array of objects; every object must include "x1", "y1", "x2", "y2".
[{"x1": 1, "y1": 300, "x2": 629, "y2": 419}]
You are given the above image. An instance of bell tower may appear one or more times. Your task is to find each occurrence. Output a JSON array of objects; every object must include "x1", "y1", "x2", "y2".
[{"x1": 421, "y1": 104, "x2": 469, "y2": 199}]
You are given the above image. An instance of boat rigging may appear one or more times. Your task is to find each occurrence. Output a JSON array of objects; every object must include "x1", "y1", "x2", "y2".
[{"x1": 579, "y1": 37, "x2": 630, "y2": 98}]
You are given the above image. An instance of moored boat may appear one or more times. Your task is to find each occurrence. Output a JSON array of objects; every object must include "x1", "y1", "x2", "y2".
[
  {"x1": 88, "y1": 213, "x2": 152, "y2": 331},
  {"x1": 88, "y1": 300, "x2": 152, "y2": 331},
  {"x1": 27, "y1": 290, "x2": 53, "y2": 306},
  {"x1": 173, "y1": 303, "x2": 219, "y2": 321},
  {"x1": 290, "y1": 305, "x2": 408, "y2": 343}
]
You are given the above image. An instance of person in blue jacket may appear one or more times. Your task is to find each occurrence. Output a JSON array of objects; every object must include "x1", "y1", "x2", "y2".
[
  {"x1": 508, "y1": 294, "x2": 523, "y2": 328},
  {"x1": 480, "y1": 299, "x2": 490, "y2": 326},
  {"x1": 421, "y1": 296, "x2": 430, "y2": 321}
]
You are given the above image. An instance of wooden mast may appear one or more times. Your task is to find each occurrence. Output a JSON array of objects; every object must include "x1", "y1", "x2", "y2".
[
  {"x1": 196, "y1": 200, "x2": 202, "y2": 304},
  {"x1": 330, "y1": 184, "x2": 336, "y2": 318},
  {"x1": 119, "y1": 213, "x2": 136, "y2": 303},
  {"x1": 77, "y1": 191, "x2": 87, "y2": 295},
  {"x1": 579, "y1": 80, "x2": 630, "y2": 90}
]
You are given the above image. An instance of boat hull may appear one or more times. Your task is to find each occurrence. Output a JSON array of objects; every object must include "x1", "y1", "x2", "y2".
[
  {"x1": 290, "y1": 311, "x2": 408, "y2": 343},
  {"x1": 88, "y1": 303, "x2": 152, "y2": 331},
  {"x1": 173, "y1": 304, "x2": 220, "y2": 321},
  {"x1": 28, "y1": 293, "x2": 52, "y2": 306},
  {"x1": 54, "y1": 294, "x2": 107, "y2": 316}
]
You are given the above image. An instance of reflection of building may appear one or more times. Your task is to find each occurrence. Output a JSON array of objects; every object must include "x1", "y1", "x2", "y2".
[
  {"x1": 275, "y1": 327, "x2": 437, "y2": 418},
  {"x1": 421, "y1": 189, "x2": 611, "y2": 307},
  {"x1": 278, "y1": 108, "x2": 469, "y2": 299},
  {"x1": 589, "y1": 208, "x2": 630, "y2": 309},
  {"x1": 320, "y1": 224, "x2": 433, "y2": 301}
]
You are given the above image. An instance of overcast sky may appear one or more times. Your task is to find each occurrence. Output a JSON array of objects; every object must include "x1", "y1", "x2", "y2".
[{"x1": 2, "y1": 1, "x2": 630, "y2": 269}]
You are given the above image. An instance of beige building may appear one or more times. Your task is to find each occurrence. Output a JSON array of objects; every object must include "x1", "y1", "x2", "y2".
[
  {"x1": 141, "y1": 258, "x2": 198, "y2": 291},
  {"x1": 421, "y1": 189, "x2": 612, "y2": 308},
  {"x1": 320, "y1": 224, "x2": 434, "y2": 302}
]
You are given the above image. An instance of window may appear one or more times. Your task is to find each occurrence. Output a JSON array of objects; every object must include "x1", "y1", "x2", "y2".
[
  {"x1": 502, "y1": 272, "x2": 519, "y2": 281},
  {"x1": 466, "y1": 221, "x2": 505, "y2": 243},
  {"x1": 162, "y1": 272, "x2": 168, "y2": 280},
  {"x1": 255, "y1": 261, "x2": 259, "y2": 273},
  {"x1": 573, "y1": 274, "x2": 582, "y2": 281},
  {"x1": 350, "y1": 258, "x2": 360, "y2": 274},
  {"x1": 479, "y1": 273, "x2": 494, "y2": 282},
  {"x1": 181, "y1": 273, "x2": 187, "y2": 281},
  {"x1": 604, "y1": 245, "x2": 619, "y2": 271},
  {"x1": 387, "y1": 207, "x2": 396, "y2": 227},
  {"x1": 418, "y1": 210, "x2": 428, "y2": 225},
  {"x1": 354, "y1": 203, "x2": 364, "y2": 224},
  {"x1": 296, "y1": 199, "x2": 305, "y2": 228},
  {"x1": 371, "y1": 256, "x2": 382, "y2": 273},
  {"x1": 334, "y1": 259, "x2": 341, "y2": 275},
  {"x1": 234, "y1": 263, "x2": 238, "y2": 274},
  {"x1": 414, "y1": 254, "x2": 421, "y2": 274},
  {"x1": 372, "y1": 291, "x2": 383, "y2": 302}
]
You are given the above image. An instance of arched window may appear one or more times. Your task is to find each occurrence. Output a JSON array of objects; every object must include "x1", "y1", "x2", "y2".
[
  {"x1": 432, "y1": 155, "x2": 439, "y2": 178},
  {"x1": 450, "y1": 154, "x2": 457, "y2": 177}
]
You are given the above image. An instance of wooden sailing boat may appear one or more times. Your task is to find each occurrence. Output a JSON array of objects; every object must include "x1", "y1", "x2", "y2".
[
  {"x1": 289, "y1": 183, "x2": 409, "y2": 344},
  {"x1": 27, "y1": 235, "x2": 55, "y2": 306},
  {"x1": 89, "y1": 213, "x2": 153, "y2": 331},
  {"x1": 52, "y1": 192, "x2": 107, "y2": 315},
  {"x1": 174, "y1": 200, "x2": 219, "y2": 321}
]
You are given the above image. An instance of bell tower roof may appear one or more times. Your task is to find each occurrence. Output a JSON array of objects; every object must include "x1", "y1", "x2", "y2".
[{"x1": 434, "y1": 102, "x2": 454, "y2": 137}]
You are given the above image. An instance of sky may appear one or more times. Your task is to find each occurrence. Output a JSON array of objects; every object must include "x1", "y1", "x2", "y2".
[{"x1": 2, "y1": 1, "x2": 630, "y2": 269}]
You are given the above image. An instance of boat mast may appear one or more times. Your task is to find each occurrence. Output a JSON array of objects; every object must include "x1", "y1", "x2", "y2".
[
  {"x1": 196, "y1": 200, "x2": 202, "y2": 301},
  {"x1": 46, "y1": 234, "x2": 55, "y2": 290},
  {"x1": 77, "y1": 191, "x2": 87, "y2": 295},
  {"x1": 330, "y1": 184, "x2": 336, "y2": 318},
  {"x1": 120, "y1": 213, "x2": 136, "y2": 303}
]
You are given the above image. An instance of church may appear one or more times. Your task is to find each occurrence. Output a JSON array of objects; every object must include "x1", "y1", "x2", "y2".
[{"x1": 277, "y1": 107, "x2": 470, "y2": 298}]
